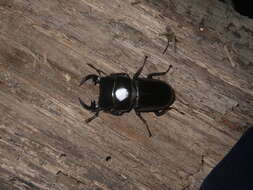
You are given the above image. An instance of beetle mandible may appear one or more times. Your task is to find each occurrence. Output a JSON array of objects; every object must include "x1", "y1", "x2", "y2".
[{"x1": 79, "y1": 56, "x2": 181, "y2": 137}]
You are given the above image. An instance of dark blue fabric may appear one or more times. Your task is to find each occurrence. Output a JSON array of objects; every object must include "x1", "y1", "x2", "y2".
[{"x1": 200, "y1": 127, "x2": 253, "y2": 190}]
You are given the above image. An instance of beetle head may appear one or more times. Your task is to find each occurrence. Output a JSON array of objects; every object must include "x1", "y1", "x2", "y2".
[{"x1": 79, "y1": 74, "x2": 100, "y2": 112}]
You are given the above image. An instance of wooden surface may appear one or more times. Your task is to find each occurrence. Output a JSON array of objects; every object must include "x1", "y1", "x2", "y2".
[{"x1": 0, "y1": 0, "x2": 253, "y2": 189}]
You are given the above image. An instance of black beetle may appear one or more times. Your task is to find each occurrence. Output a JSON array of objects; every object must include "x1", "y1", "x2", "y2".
[{"x1": 79, "y1": 56, "x2": 181, "y2": 137}]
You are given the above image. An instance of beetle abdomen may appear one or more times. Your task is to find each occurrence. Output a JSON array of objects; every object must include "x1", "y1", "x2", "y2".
[{"x1": 134, "y1": 78, "x2": 175, "y2": 112}]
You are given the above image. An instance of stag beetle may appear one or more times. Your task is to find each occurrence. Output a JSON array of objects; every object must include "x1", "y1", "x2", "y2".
[{"x1": 79, "y1": 56, "x2": 182, "y2": 137}]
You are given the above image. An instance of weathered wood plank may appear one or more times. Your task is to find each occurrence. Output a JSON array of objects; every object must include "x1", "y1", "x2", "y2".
[{"x1": 0, "y1": 0, "x2": 252, "y2": 189}]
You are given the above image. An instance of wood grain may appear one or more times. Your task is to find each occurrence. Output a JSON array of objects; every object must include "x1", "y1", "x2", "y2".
[{"x1": 0, "y1": 0, "x2": 252, "y2": 189}]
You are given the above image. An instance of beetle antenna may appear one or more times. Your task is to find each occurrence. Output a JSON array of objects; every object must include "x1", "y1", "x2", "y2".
[
  {"x1": 135, "y1": 112, "x2": 152, "y2": 137},
  {"x1": 87, "y1": 63, "x2": 106, "y2": 76}
]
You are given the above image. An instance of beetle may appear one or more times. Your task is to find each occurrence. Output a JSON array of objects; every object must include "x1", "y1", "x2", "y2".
[{"x1": 79, "y1": 56, "x2": 181, "y2": 137}]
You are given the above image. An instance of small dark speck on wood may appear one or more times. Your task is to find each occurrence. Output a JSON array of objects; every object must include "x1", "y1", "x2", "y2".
[{"x1": 106, "y1": 156, "x2": 112, "y2": 161}]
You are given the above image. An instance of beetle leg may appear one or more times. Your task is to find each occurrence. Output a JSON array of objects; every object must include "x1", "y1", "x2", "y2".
[
  {"x1": 147, "y1": 65, "x2": 172, "y2": 79},
  {"x1": 154, "y1": 106, "x2": 184, "y2": 116},
  {"x1": 133, "y1": 56, "x2": 148, "y2": 79},
  {"x1": 85, "y1": 111, "x2": 100, "y2": 123},
  {"x1": 154, "y1": 109, "x2": 167, "y2": 117},
  {"x1": 79, "y1": 74, "x2": 99, "y2": 86},
  {"x1": 87, "y1": 63, "x2": 106, "y2": 76},
  {"x1": 162, "y1": 34, "x2": 176, "y2": 54},
  {"x1": 135, "y1": 111, "x2": 152, "y2": 137},
  {"x1": 110, "y1": 111, "x2": 124, "y2": 116},
  {"x1": 159, "y1": 27, "x2": 176, "y2": 54}
]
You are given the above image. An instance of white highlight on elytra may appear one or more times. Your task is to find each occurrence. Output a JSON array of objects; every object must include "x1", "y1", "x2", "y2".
[{"x1": 115, "y1": 88, "x2": 129, "y2": 101}]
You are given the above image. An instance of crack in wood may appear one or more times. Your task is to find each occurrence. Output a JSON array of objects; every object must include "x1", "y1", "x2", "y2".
[
  {"x1": 9, "y1": 176, "x2": 41, "y2": 190},
  {"x1": 56, "y1": 170, "x2": 86, "y2": 186}
]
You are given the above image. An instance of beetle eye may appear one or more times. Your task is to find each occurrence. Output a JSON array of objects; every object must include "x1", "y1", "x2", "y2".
[{"x1": 115, "y1": 88, "x2": 129, "y2": 102}]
